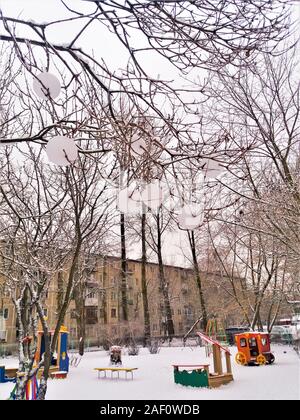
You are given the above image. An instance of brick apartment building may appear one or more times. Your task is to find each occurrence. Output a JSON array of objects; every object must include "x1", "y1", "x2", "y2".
[{"x1": 0, "y1": 255, "x2": 242, "y2": 346}]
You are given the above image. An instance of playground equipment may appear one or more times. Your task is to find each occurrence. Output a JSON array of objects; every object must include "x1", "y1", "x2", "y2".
[
  {"x1": 173, "y1": 364, "x2": 210, "y2": 388},
  {"x1": 206, "y1": 318, "x2": 227, "y2": 346},
  {"x1": 94, "y1": 367, "x2": 138, "y2": 380},
  {"x1": 205, "y1": 318, "x2": 228, "y2": 357},
  {"x1": 109, "y1": 345, "x2": 122, "y2": 365},
  {"x1": 6, "y1": 373, "x2": 39, "y2": 400},
  {"x1": 50, "y1": 371, "x2": 68, "y2": 379},
  {"x1": 0, "y1": 365, "x2": 16, "y2": 383},
  {"x1": 93, "y1": 345, "x2": 139, "y2": 380},
  {"x1": 70, "y1": 353, "x2": 82, "y2": 367},
  {"x1": 173, "y1": 332, "x2": 233, "y2": 388},
  {"x1": 235, "y1": 332, "x2": 275, "y2": 366},
  {"x1": 25, "y1": 375, "x2": 39, "y2": 400},
  {"x1": 34, "y1": 325, "x2": 69, "y2": 377},
  {"x1": 2, "y1": 361, "x2": 38, "y2": 400}
]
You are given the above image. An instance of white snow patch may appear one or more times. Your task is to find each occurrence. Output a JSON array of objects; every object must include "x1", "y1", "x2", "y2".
[{"x1": 0, "y1": 345, "x2": 299, "y2": 400}]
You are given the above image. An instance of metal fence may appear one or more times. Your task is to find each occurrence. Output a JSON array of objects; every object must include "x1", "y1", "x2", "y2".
[{"x1": 1, "y1": 334, "x2": 299, "y2": 358}]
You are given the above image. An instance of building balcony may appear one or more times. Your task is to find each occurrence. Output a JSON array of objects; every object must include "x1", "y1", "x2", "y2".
[{"x1": 85, "y1": 297, "x2": 98, "y2": 306}]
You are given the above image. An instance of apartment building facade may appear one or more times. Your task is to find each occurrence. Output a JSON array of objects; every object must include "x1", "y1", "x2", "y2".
[{"x1": 0, "y1": 255, "x2": 241, "y2": 346}]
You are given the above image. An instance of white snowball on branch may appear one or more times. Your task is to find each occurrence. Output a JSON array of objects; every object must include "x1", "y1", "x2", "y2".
[
  {"x1": 45, "y1": 136, "x2": 78, "y2": 166},
  {"x1": 117, "y1": 186, "x2": 141, "y2": 214},
  {"x1": 130, "y1": 135, "x2": 148, "y2": 157},
  {"x1": 32, "y1": 72, "x2": 61, "y2": 100},
  {"x1": 201, "y1": 158, "x2": 225, "y2": 179},
  {"x1": 177, "y1": 203, "x2": 204, "y2": 230}
]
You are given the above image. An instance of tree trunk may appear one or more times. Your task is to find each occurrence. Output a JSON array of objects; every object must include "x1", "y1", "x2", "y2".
[
  {"x1": 156, "y1": 213, "x2": 175, "y2": 337},
  {"x1": 57, "y1": 271, "x2": 64, "y2": 313},
  {"x1": 76, "y1": 295, "x2": 86, "y2": 356},
  {"x1": 189, "y1": 231, "x2": 208, "y2": 330},
  {"x1": 74, "y1": 268, "x2": 86, "y2": 356},
  {"x1": 120, "y1": 213, "x2": 128, "y2": 322},
  {"x1": 141, "y1": 212, "x2": 151, "y2": 346},
  {"x1": 37, "y1": 244, "x2": 81, "y2": 400}
]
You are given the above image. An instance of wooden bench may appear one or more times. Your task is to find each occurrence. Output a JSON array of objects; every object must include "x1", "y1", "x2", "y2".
[{"x1": 94, "y1": 367, "x2": 138, "y2": 380}]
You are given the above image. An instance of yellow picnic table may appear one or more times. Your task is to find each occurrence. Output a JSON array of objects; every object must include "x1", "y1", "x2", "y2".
[{"x1": 94, "y1": 367, "x2": 138, "y2": 380}]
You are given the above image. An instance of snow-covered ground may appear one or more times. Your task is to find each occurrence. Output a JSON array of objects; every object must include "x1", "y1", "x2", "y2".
[{"x1": 0, "y1": 344, "x2": 299, "y2": 400}]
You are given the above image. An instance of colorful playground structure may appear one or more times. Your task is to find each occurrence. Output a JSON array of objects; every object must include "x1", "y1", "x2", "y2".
[
  {"x1": 173, "y1": 331, "x2": 233, "y2": 388},
  {"x1": 1, "y1": 370, "x2": 39, "y2": 400},
  {"x1": 0, "y1": 365, "x2": 16, "y2": 384},
  {"x1": 1, "y1": 324, "x2": 69, "y2": 388},
  {"x1": 34, "y1": 325, "x2": 69, "y2": 377},
  {"x1": 235, "y1": 332, "x2": 275, "y2": 366},
  {"x1": 1, "y1": 325, "x2": 70, "y2": 399}
]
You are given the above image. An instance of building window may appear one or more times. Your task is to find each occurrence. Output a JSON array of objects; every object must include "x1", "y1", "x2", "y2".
[
  {"x1": 152, "y1": 324, "x2": 158, "y2": 332},
  {"x1": 0, "y1": 309, "x2": 9, "y2": 320},
  {"x1": 178, "y1": 309, "x2": 181, "y2": 315},
  {"x1": 70, "y1": 309, "x2": 77, "y2": 319},
  {"x1": 111, "y1": 308, "x2": 117, "y2": 318},
  {"x1": 86, "y1": 307, "x2": 98, "y2": 324},
  {"x1": 111, "y1": 291, "x2": 117, "y2": 301},
  {"x1": 184, "y1": 306, "x2": 193, "y2": 316}
]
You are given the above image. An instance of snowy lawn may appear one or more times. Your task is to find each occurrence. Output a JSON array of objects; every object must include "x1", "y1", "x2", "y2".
[{"x1": 0, "y1": 344, "x2": 299, "y2": 400}]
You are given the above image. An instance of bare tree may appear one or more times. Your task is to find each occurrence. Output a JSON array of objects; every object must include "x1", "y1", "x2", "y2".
[
  {"x1": 205, "y1": 44, "x2": 300, "y2": 259},
  {"x1": 0, "y1": 145, "x2": 70, "y2": 399},
  {"x1": 0, "y1": 0, "x2": 294, "y2": 149},
  {"x1": 207, "y1": 210, "x2": 293, "y2": 330},
  {"x1": 0, "y1": 140, "x2": 116, "y2": 399}
]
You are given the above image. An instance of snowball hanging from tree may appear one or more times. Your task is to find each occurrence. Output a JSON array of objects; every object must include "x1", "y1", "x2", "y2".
[
  {"x1": 201, "y1": 158, "x2": 225, "y2": 179},
  {"x1": 117, "y1": 185, "x2": 141, "y2": 214},
  {"x1": 130, "y1": 134, "x2": 148, "y2": 157},
  {"x1": 177, "y1": 203, "x2": 204, "y2": 230},
  {"x1": 32, "y1": 72, "x2": 61, "y2": 100},
  {"x1": 45, "y1": 136, "x2": 78, "y2": 166}
]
